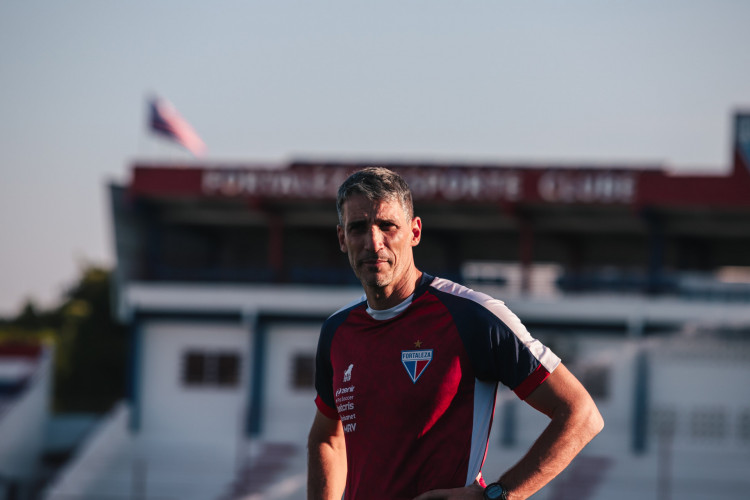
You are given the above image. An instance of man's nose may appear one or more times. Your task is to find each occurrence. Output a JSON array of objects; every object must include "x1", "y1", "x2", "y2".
[{"x1": 364, "y1": 226, "x2": 385, "y2": 251}]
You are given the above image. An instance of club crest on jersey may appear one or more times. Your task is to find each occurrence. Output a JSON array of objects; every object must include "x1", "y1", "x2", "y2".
[{"x1": 401, "y1": 349, "x2": 433, "y2": 383}]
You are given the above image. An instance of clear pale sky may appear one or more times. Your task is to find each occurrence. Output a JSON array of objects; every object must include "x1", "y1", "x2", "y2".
[{"x1": 1, "y1": 1, "x2": 749, "y2": 316}]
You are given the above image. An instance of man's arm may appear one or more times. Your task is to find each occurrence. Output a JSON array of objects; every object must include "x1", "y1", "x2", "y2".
[
  {"x1": 495, "y1": 363, "x2": 604, "y2": 499},
  {"x1": 414, "y1": 363, "x2": 604, "y2": 500},
  {"x1": 308, "y1": 409, "x2": 347, "y2": 500}
]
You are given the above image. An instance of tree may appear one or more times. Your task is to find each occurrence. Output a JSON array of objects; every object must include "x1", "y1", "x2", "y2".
[{"x1": 0, "y1": 265, "x2": 128, "y2": 413}]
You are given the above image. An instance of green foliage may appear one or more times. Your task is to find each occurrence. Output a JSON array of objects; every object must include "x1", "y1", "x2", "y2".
[{"x1": 0, "y1": 265, "x2": 128, "y2": 413}]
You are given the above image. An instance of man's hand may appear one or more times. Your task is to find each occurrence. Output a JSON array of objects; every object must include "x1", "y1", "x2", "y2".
[{"x1": 413, "y1": 483, "x2": 484, "y2": 500}]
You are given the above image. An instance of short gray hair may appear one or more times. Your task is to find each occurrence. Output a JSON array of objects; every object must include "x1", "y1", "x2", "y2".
[{"x1": 336, "y1": 167, "x2": 414, "y2": 225}]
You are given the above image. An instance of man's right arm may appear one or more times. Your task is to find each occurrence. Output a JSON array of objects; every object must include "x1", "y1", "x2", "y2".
[{"x1": 308, "y1": 409, "x2": 347, "y2": 500}]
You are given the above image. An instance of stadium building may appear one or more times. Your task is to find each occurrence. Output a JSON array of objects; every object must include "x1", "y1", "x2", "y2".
[{"x1": 44, "y1": 113, "x2": 750, "y2": 500}]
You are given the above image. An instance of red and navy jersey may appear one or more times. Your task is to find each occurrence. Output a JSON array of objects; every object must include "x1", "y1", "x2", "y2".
[{"x1": 314, "y1": 274, "x2": 561, "y2": 500}]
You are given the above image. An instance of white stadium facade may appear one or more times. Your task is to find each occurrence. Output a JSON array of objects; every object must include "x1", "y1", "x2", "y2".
[{"x1": 43, "y1": 113, "x2": 750, "y2": 500}]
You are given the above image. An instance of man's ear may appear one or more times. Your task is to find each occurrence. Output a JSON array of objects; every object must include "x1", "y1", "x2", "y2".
[
  {"x1": 337, "y1": 225, "x2": 347, "y2": 253},
  {"x1": 411, "y1": 217, "x2": 422, "y2": 247}
]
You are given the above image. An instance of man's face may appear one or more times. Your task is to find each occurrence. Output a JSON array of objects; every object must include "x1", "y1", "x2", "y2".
[{"x1": 337, "y1": 194, "x2": 421, "y2": 290}]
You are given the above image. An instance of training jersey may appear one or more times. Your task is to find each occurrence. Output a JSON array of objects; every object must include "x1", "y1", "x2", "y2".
[{"x1": 314, "y1": 274, "x2": 561, "y2": 500}]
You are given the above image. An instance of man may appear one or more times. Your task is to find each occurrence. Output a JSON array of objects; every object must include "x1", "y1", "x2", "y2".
[{"x1": 308, "y1": 167, "x2": 603, "y2": 500}]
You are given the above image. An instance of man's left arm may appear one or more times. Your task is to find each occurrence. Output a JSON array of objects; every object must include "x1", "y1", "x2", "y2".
[{"x1": 414, "y1": 363, "x2": 604, "y2": 500}]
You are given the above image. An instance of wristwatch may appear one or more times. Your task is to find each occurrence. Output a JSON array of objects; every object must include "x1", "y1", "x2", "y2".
[{"x1": 483, "y1": 482, "x2": 508, "y2": 500}]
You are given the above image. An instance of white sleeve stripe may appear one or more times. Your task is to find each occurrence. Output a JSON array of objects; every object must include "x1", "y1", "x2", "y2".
[
  {"x1": 430, "y1": 277, "x2": 561, "y2": 373},
  {"x1": 467, "y1": 379, "x2": 497, "y2": 486}
]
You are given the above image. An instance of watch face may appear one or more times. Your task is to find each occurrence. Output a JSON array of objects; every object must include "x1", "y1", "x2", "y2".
[{"x1": 484, "y1": 483, "x2": 505, "y2": 500}]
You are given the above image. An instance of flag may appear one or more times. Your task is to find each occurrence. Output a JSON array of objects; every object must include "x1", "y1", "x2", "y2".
[{"x1": 149, "y1": 96, "x2": 207, "y2": 157}]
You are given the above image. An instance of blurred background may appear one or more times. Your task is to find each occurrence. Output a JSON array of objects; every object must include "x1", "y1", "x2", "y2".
[{"x1": 1, "y1": 1, "x2": 750, "y2": 499}]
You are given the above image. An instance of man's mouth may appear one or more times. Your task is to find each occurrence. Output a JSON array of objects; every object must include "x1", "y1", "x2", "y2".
[{"x1": 360, "y1": 256, "x2": 389, "y2": 267}]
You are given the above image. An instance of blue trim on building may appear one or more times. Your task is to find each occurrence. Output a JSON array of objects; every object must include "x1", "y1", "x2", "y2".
[
  {"x1": 132, "y1": 310, "x2": 243, "y2": 323},
  {"x1": 247, "y1": 317, "x2": 266, "y2": 436}
]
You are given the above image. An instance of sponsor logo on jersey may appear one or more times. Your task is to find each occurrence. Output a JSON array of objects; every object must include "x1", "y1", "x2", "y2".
[
  {"x1": 343, "y1": 363, "x2": 354, "y2": 382},
  {"x1": 335, "y1": 385, "x2": 355, "y2": 397},
  {"x1": 401, "y1": 349, "x2": 433, "y2": 383},
  {"x1": 337, "y1": 401, "x2": 354, "y2": 412}
]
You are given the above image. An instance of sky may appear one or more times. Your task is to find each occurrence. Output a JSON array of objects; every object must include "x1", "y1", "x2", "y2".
[{"x1": 1, "y1": 1, "x2": 749, "y2": 316}]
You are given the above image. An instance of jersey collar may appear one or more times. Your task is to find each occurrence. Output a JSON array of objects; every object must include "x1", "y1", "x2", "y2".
[{"x1": 364, "y1": 273, "x2": 435, "y2": 321}]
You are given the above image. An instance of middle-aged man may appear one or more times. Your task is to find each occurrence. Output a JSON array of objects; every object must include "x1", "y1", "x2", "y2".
[{"x1": 308, "y1": 167, "x2": 603, "y2": 500}]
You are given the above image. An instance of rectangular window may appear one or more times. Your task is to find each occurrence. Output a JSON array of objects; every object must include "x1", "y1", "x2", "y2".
[
  {"x1": 184, "y1": 352, "x2": 206, "y2": 385},
  {"x1": 576, "y1": 364, "x2": 610, "y2": 401},
  {"x1": 650, "y1": 407, "x2": 678, "y2": 436},
  {"x1": 690, "y1": 407, "x2": 727, "y2": 440},
  {"x1": 291, "y1": 353, "x2": 315, "y2": 390},
  {"x1": 182, "y1": 350, "x2": 241, "y2": 388},
  {"x1": 217, "y1": 353, "x2": 240, "y2": 386}
]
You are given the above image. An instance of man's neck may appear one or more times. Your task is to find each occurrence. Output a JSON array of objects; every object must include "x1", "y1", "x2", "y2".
[{"x1": 365, "y1": 269, "x2": 423, "y2": 311}]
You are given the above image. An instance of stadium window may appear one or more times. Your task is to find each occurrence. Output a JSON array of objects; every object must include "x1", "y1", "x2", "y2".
[
  {"x1": 184, "y1": 352, "x2": 206, "y2": 385},
  {"x1": 291, "y1": 353, "x2": 315, "y2": 390},
  {"x1": 217, "y1": 353, "x2": 240, "y2": 386},
  {"x1": 649, "y1": 407, "x2": 678, "y2": 437},
  {"x1": 690, "y1": 407, "x2": 727, "y2": 440},
  {"x1": 182, "y1": 350, "x2": 240, "y2": 388},
  {"x1": 577, "y1": 364, "x2": 610, "y2": 401}
]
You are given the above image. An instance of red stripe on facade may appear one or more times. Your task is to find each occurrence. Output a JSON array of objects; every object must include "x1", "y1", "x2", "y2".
[{"x1": 128, "y1": 156, "x2": 750, "y2": 207}]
